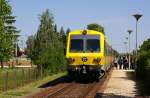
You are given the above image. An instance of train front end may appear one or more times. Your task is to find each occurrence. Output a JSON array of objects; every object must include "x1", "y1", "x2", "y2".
[{"x1": 66, "y1": 30, "x2": 105, "y2": 78}]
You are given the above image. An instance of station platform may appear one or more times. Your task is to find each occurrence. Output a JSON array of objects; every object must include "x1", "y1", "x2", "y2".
[{"x1": 102, "y1": 69, "x2": 137, "y2": 97}]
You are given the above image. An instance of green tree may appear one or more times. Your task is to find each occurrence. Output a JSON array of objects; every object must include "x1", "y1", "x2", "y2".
[
  {"x1": 66, "y1": 28, "x2": 71, "y2": 35},
  {"x1": 136, "y1": 38, "x2": 150, "y2": 87},
  {"x1": 59, "y1": 26, "x2": 66, "y2": 46},
  {"x1": 0, "y1": 0, "x2": 19, "y2": 68},
  {"x1": 26, "y1": 35, "x2": 35, "y2": 59},
  {"x1": 60, "y1": 26, "x2": 65, "y2": 37},
  {"x1": 27, "y1": 9, "x2": 66, "y2": 73},
  {"x1": 4, "y1": 15, "x2": 19, "y2": 34},
  {"x1": 87, "y1": 23, "x2": 104, "y2": 34},
  {"x1": 54, "y1": 24, "x2": 57, "y2": 33},
  {"x1": 138, "y1": 38, "x2": 150, "y2": 52}
]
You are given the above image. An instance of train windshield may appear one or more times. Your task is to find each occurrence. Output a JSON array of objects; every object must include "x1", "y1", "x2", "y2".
[
  {"x1": 86, "y1": 39, "x2": 100, "y2": 52},
  {"x1": 69, "y1": 35, "x2": 100, "y2": 53},
  {"x1": 70, "y1": 35, "x2": 83, "y2": 52}
]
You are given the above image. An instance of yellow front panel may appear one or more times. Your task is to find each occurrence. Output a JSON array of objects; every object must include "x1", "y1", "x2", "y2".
[
  {"x1": 67, "y1": 53, "x2": 104, "y2": 66},
  {"x1": 66, "y1": 30, "x2": 105, "y2": 66}
]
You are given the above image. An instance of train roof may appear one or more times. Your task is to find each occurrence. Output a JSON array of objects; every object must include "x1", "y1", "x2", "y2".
[
  {"x1": 69, "y1": 29, "x2": 104, "y2": 35},
  {"x1": 68, "y1": 29, "x2": 114, "y2": 50}
]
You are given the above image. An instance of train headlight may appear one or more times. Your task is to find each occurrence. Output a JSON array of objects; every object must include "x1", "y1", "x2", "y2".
[
  {"x1": 82, "y1": 30, "x2": 87, "y2": 35},
  {"x1": 67, "y1": 58, "x2": 75, "y2": 63},
  {"x1": 93, "y1": 58, "x2": 101, "y2": 63}
]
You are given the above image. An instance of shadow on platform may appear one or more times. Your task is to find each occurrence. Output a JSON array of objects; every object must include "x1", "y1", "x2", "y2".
[{"x1": 125, "y1": 70, "x2": 150, "y2": 96}]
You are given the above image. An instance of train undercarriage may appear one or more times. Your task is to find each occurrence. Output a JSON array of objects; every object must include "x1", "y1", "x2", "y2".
[{"x1": 67, "y1": 65, "x2": 105, "y2": 80}]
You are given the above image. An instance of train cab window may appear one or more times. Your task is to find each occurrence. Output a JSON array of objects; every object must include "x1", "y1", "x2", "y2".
[
  {"x1": 70, "y1": 39, "x2": 83, "y2": 52},
  {"x1": 86, "y1": 39, "x2": 100, "y2": 52},
  {"x1": 69, "y1": 35, "x2": 100, "y2": 53}
]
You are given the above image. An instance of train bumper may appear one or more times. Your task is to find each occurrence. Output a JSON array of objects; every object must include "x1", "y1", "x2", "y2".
[{"x1": 67, "y1": 65, "x2": 101, "y2": 74}]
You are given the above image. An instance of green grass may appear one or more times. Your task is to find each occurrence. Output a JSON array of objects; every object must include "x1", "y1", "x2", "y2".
[{"x1": 0, "y1": 72, "x2": 66, "y2": 98}]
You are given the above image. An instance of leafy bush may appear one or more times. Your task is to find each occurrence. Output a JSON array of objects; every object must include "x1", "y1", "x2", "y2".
[
  {"x1": 137, "y1": 52, "x2": 150, "y2": 78},
  {"x1": 136, "y1": 38, "x2": 150, "y2": 87}
]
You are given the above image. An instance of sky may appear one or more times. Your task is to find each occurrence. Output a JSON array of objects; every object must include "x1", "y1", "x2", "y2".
[{"x1": 9, "y1": 0, "x2": 150, "y2": 53}]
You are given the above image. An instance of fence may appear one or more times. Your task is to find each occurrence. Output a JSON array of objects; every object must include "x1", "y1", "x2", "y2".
[{"x1": 0, "y1": 68, "x2": 46, "y2": 93}]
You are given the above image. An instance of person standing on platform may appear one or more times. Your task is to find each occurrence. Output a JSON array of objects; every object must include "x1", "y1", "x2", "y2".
[
  {"x1": 123, "y1": 56, "x2": 128, "y2": 70},
  {"x1": 130, "y1": 58, "x2": 135, "y2": 69},
  {"x1": 114, "y1": 57, "x2": 118, "y2": 69},
  {"x1": 118, "y1": 57, "x2": 123, "y2": 69}
]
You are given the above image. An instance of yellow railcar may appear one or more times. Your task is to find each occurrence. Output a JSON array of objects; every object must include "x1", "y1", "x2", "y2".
[{"x1": 66, "y1": 30, "x2": 114, "y2": 78}]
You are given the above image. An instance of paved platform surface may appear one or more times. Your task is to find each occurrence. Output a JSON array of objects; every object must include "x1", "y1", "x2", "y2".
[{"x1": 103, "y1": 69, "x2": 137, "y2": 97}]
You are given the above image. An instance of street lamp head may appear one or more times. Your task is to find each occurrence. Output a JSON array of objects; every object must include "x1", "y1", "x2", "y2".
[
  {"x1": 127, "y1": 30, "x2": 133, "y2": 35},
  {"x1": 133, "y1": 14, "x2": 142, "y2": 21}
]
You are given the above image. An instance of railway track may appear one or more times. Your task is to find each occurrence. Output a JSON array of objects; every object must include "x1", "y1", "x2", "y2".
[
  {"x1": 45, "y1": 83, "x2": 76, "y2": 98},
  {"x1": 27, "y1": 69, "x2": 112, "y2": 98}
]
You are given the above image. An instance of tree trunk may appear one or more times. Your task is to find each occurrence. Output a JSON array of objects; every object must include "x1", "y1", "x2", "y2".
[{"x1": 1, "y1": 60, "x2": 4, "y2": 68}]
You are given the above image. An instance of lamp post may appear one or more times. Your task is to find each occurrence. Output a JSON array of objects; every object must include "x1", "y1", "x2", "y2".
[
  {"x1": 126, "y1": 37, "x2": 128, "y2": 54},
  {"x1": 123, "y1": 41, "x2": 127, "y2": 54},
  {"x1": 133, "y1": 14, "x2": 142, "y2": 69},
  {"x1": 127, "y1": 30, "x2": 133, "y2": 69},
  {"x1": 126, "y1": 37, "x2": 129, "y2": 59},
  {"x1": 126, "y1": 37, "x2": 128, "y2": 41}
]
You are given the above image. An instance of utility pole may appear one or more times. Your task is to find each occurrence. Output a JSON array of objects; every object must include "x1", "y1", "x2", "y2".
[{"x1": 133, "y1": 13, "x2": 142, "y2": 69}]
